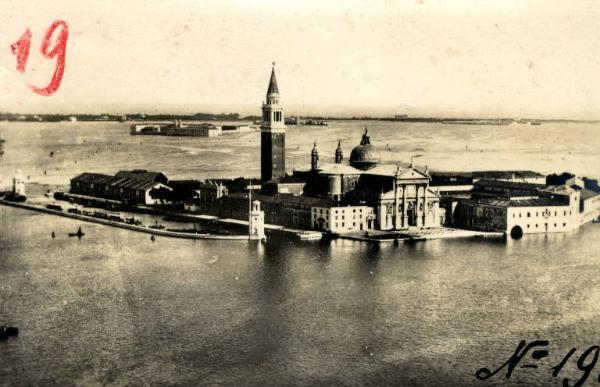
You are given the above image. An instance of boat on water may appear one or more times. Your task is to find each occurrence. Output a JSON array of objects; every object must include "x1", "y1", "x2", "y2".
[
  {"x1": 149, "y1": 220, "x2": 165, "y2": 230},
  {"x1": 0, "y1": 325, "x2": 18, "y2": 340},
  {"x1": 530, "y1": 121, "x2": 542, "y2": 126},
  {"x1": 3, "y1": 192, "x2": 26, "y2": 202},
  {"x1": 69, "y1": 226, "x2": 85, "y2": 238}
]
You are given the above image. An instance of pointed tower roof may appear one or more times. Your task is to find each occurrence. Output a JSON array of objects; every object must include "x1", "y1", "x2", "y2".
[
  {"x1": 335, "y1": 140, "x2": 343, "y2": 154},
  {"x1": 267, "y1": 63, "x2": 279, "y2": 95}
]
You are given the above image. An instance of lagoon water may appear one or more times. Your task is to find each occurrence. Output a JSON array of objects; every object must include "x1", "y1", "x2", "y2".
[{"x1": 1, "y1": 121, "x2": 600, "y2": 385}]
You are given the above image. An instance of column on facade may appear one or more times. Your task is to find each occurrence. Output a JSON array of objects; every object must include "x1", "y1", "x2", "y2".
[
  {"x1": 393, "y1": 177, "x2": 398, "y2": 230},
  {"x1": 415, "y1": 184, "x2": 423, "y2": 227},
  {"x1": 402, "y1": 184, "x2": 407, "y2": 228},
  {"x1": 422, "y1": 184, "x2": 428, "y2": 227}
]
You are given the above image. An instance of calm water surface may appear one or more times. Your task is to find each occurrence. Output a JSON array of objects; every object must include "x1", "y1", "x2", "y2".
[{"x1": 1, "y1": 121, "x2": 600, "y2": 386}]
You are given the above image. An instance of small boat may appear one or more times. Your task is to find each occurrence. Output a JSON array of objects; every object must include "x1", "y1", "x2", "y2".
[
  {"x1": 0, "y1": 325, "x2": 18, "y2": 340},
  {"x1": 149, "y1": 220, "x2": 165, "y2": 230},
  {"x1": 69, "y1": 226, "x2": 85, "y2": 238}
]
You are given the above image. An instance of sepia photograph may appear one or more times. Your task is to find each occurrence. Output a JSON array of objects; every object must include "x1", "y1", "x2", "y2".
[{"x1": 1, "y1": 0, "x2": 600, "y2": 385}]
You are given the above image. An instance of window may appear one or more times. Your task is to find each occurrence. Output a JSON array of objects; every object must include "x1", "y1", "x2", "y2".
[
  {"x1": 335, "y1": 223, "x2": 338, "y2": 228},
  {"x1": 554, "y1": 223, "x2": 557, "y2": 227},
  {"x1": 554, "y1": 211, "x2": 557, "y2": 216},
  {"x1": 527, "y1": 212, "x2": 531, "y2": 217},
  {"x1": 519, "y1": 213, "x2": 521, "y2": 218},
  {"x1": 536, "y1": 224, "x2": 538, "y2": 228},
  {"x1": 527, "y1": 225, "x2": 530, "y2": 228},
  {"x1": 342, "y1": 222, "x2": 345, "y2": 227},
  {"x1": 564, "y1": 211, "x2": 566, "y2": 216},
  {"x1": 536, "y1": 212, "x2": 538, "y2": 217},
  {"x1": 563, "y1": 223, "x2": 566, "y2": 227}
]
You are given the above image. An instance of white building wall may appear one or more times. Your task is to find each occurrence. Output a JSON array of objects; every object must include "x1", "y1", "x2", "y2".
[
  {"x1": 311, "y1": 206, "x2": 375, "y2": 233},
  {"x1": 581, "y1": 194, "x2": 600, "y2": 224},
  {"x1": 12, "y1": 174, "x2": 25, "y2": 196},
  {"x1": 506, "y1": 206, "x2": 578, "y2": 234}
]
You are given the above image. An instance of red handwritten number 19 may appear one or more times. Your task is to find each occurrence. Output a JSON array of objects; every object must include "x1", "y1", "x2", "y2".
[{"x1": 10, "y1": 20, "x2": 69, "y2": 96}]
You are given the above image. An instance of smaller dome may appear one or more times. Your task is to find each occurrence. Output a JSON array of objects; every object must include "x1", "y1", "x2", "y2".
[{"x1": 349, "y1": 127, "x2": 380, "y2": 170}]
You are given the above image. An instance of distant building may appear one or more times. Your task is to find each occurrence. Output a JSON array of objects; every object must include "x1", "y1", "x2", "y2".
[
  {"x1": 12, "y1": 172, "x2": 25, "y2": 196},
  {"x1": 130, "y1": 124, "x2": 162, "y2": 135},
  {"x1": 470, "y1": 179, "x2": 544, "y2": 199},
  {"x1": 451, "y1": 179, "x2": 600, "y2": 237},
  {"x1": 472, "y1": 170, "x2": 546, "y2": 185},
  {"x1": 70, "y1": 170, "x2": 170, "y2": 205},
  {"x1": 130, "y1": 121, "x2": 222, "y2": 137}
]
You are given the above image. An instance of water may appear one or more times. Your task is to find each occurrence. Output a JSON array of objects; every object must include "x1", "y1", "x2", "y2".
[
  {"x1": 0, "y1": 120, "x2": 599, "y2": 185},
  {"x1": 1, "y1": 121, "x2": 600, "y2": 385}
]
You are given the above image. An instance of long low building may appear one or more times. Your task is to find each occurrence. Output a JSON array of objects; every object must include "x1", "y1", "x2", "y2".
[
  {"x1": 70, "y1": 170, "x2": 170, "y2": 205},
  {"x1": 451, "y1": 181, "x2": 600, "y2": 237}
]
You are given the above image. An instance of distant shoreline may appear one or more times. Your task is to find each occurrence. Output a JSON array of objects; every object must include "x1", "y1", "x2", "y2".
[{"x1": 1, "y1": 113, "x2": 598, "y2": 125}]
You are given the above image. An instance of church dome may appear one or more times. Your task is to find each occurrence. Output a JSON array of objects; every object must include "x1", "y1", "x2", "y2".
[{"x1": 349, "y1": 127, "x2": 380, "y2": 170}]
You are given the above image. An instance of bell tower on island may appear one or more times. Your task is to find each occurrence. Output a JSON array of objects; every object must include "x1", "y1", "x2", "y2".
[{"x1": 261, "y1": 63, "x2": 286, "y2": 182}]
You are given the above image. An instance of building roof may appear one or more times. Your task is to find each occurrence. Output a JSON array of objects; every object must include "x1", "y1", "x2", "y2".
[
  {"x1": 472, "y1": 170, "x2": 545, "y2": 179},
  {"x1": 72, "y1": 171, "x2": 166, "y2": 191},
  {"x1": 364, "y1": 165, "x2": 429, "y2": 179},
  {"x1": 115, "y1": 170, "x2": 167, "y2": 183},
  {"x1": 474, "y1": 179, "x2": 545, "y2": 190},
  {"x1": 71, "y1": 172, "x2": 112, "y2": 183},
  {"x1": 541, "y1": 184, "x2": 575, "y2": 195},
  {"x1": 225, "y1": 191, "x2": 335, "y2": 207},
  {"x1": 461, "y1": 197, "x2": 567, "y2": 208},
  {"x1": 317, "y1": 163, "x2": 363, "y2": 175},
  {"x1": 508, "y1": 198, "x2": 567, "y2": 207},
  {"x1": 580, "y1": 188, "x2": 600, "y2": 201},
  {"x1": 267, "y1": 65, "x2": 279, "y2": 95}
]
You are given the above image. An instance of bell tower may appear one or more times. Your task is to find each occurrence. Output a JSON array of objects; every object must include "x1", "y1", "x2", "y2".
[
  {"x1": 261, "y1": 62, "x2": 286, "y2": 182},
  {"x1": 311, "y1": 140, "x2": 319, "y2": 171},
  {"x1": 335, "y1": 140, "x2": 343, "y2": 164}
]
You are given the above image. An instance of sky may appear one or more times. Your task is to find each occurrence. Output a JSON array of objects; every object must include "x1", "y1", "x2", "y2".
[{"x1": 0, "y1": 0, "x2": 598, "y2": 119}]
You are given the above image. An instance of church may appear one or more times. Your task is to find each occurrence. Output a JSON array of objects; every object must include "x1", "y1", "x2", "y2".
[{"x1": 258, "y1": 64, "x2": 443, "y2": 231}]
